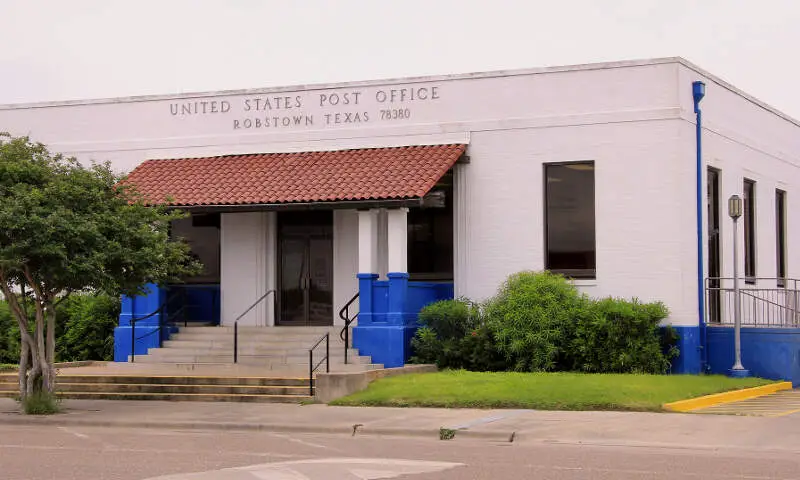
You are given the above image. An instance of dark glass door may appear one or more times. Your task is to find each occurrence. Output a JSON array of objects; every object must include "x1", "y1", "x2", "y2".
[
  {"x1": 707, "y1": 168, "x2": 721, "y2": 323},
  {"x1": 278, "y1": 212, "x2": 333, "y2": 326}
]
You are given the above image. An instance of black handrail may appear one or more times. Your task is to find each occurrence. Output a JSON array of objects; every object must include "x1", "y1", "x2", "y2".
[
  {"x1": 233, "y1": 289, "x2": 276, "y2": 363},
  {"x1": 130, "y1": 293, "x2": 190, "y2": 362},
  {"x1": 130, "y1": 296, "x2": 170, "y2": 363},
  {"x1": 338, "y1": 292, "x2": 359, "y2": 364},
  {"x1": 308, "y1": 332, "x2": 330, "y2": 396}
]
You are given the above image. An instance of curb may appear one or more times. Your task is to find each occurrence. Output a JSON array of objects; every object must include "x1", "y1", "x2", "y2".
[
  {"x1": 663, "y1": 381, "x2": 793, "y2": 412},
  {"x1": 0, "y1": 416, "x2": 514, "y2": 442}
]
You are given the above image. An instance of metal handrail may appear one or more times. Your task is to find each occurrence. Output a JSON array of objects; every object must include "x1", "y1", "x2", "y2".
[
  {"x1": 705, "y1": 277, "x2": 799, "y2": 327},
  {"x1": 133, "y1": 304, "x2": 187, "y2": 345},
  {"x1": 338, "y1": 292, "x2": 359, "y2": 364},
  {"x1": 130, "y1": 296, "x2": 171, "y2": 363},
  {"x1": 308, "y1": 332, "x2": 330, "y2": 396},
  {"x1": 233, "y1": 289, "x2": 276, "y2": 363}
]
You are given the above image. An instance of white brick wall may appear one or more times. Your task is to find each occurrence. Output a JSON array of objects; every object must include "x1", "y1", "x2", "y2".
[{"x1": 1, "y1": 58, "x2": 798, "y2": 328}]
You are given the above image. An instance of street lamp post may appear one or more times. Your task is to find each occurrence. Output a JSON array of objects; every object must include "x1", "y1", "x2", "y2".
[{"x1": 728, "y1": 194, "x2": 750, "y2": 378}]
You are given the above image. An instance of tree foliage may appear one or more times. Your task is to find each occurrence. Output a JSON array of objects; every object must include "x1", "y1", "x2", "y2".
[{"x1": 0, "y1": 133, "x2": 201, "y2": 403}]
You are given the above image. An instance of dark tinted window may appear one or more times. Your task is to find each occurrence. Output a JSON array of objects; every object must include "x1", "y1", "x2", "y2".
[
  {"x1": 408, "y1": 171, "x2": 454, "y2": 281},
  {"x1": 744, "y1": 179, "x2": 756, "y2": 282},
  {"x1": 545, "y1": 162, "x2": 596, "y2": 279},
  {"x1": 776, "y1": 189, "x2": 787, "y2": 286}
]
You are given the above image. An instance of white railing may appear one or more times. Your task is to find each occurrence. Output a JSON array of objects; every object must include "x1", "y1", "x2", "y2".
[{"x1": 705, "y1": 277, "x2": 800, "y2": 327}]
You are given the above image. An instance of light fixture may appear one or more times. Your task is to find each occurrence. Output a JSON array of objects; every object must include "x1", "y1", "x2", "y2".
[{"x1": 728, "y1": 194, "x2": 742, "y2": 220}]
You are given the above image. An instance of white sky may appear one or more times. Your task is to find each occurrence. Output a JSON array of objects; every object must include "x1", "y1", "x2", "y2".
[{"x1": 2, "y1": 0, "x2": 800, "y2": 117}]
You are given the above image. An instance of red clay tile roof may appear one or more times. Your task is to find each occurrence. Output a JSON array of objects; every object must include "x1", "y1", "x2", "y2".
[{"x1": 122, "y1": 144, "x2": 466, "y2": 207}]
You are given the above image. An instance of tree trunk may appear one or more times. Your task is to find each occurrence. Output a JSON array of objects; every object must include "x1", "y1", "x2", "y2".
[
  {"x1": 45, "y1": 304, "x2": 56, "y2": 389},
  {"x1": 0, "y1": 279, "x2": 40, "y2": 399},
  {"x1": 33, "y1": 303, "x2": 53, "y2": 394},
  {"x1": 18, "y1": 337, "x2": 29, "y2": 401}
]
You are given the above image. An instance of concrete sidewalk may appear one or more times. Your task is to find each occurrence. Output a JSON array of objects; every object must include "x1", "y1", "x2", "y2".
[{"x1": 3, "y1": 398, "x2": 800, "y2": 451}]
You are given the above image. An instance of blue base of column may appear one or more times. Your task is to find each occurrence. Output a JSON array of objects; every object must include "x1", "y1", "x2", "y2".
[
  {"x1": 728, "y1": 368, "x2": 751, "y2": 378},
  {"x1": 669, "y1": 326, "x2": 702, "y2": 374},
  {"x1": 113, "y1": 326, "x2": 162, "y2": 362},
  {"x1": 352, "y1": 325, "x2": 416, "y2": 368}
]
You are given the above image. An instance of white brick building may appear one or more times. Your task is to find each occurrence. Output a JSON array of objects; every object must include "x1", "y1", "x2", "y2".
[{"x1": 1, "y1": 57, "x2": 797, "y2": 377}]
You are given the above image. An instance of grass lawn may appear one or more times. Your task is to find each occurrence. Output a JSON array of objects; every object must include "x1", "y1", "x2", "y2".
[
  {"x1": 330, "y1": 370, "x2": 774, "y2": 411},
  {"x1": 0, "y1": 364, "x2": 17, "y2": 371}
]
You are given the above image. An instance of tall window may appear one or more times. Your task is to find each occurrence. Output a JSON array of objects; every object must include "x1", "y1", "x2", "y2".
[
  {"x1": 407, "y1": 170, "x2": 454, "y2": 281},
  {"x1": 743, "y1": 179, "x2": 756, "y2": 283},
  {"x1": 545, "y1": 162, "x2": 596, "y2": 279},
  {"x1": 776, "y1": 189, "x2": 787, "y2": 287}
]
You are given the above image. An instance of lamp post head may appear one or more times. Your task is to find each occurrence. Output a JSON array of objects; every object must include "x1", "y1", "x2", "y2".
[
  {"x1": 693, "y1": 81, "x2": 706, "y2": 104},
  {"x1": 728, "y1": 194, "x2": 743, "y2": 220}
]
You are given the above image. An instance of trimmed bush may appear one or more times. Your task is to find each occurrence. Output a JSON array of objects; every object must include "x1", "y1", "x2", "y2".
[
  {"x1": 412, "y1": 271, "x2": 680, "y2": 376},
  {"x1": 484, "y1": 271, "x2": 593, "y2": 372},
  {"x1": 568, "y1": 297, "x2": 676, "y2": 374},
  {"x1": 410, "y1": 299, "x2": 506, "y2": 371}
]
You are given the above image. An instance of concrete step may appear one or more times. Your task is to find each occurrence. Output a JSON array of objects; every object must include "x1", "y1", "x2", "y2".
[
  {"x1": 0, "y1": 374, "x2": 308, "y2": 387},
  {"x1": 147, "y1": 347, "x2": 362, "y2": 357},
  {"x1": 0, "y1": 382, "x2": 309, "y2": 396},
  {"x1": 162, "y1": 339, "x2": 349, "y2": 349},
  {"x1": 135, "y1": 353, "x2": 373, "y2": 365},
  {"x1": 175, "y1": 326, "x2": 343, "y2": 335},
  {"x1": 170, "y1": 334, "x2": 346, "y2": 343},
  {"x1": 0, "y1": 391, "x2": 312, "y2": 403},
  {"x1": 123, "y1": 359, "x2": 384, "y2": 373}
]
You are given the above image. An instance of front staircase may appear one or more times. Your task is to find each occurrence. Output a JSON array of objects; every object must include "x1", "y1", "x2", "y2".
[
  {"x1": 0, "y1": 325, "x2": 383, "y2": 404},
  {"x1": 131, "y1": 325, "x2": 381, "y2": 373},
  {"x1": 0, "y1": 372, "x2": 314, "y2": 403}
]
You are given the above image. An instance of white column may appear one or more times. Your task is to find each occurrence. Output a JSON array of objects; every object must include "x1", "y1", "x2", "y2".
[
  {"x1": 264, "y1": 211, "x2": 277, "y2": 326},
  {"x1": 387, "y1": 208, "x2": 408, "y2": 273},
  {"x1": 220, "y1": 212, "x2": 269, "y2": 326},
  {"x1": 358, "y1": 209, "x2": 379, "y2": 273}
]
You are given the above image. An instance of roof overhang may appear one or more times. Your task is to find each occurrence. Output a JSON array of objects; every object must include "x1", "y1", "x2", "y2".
[{"x1": 121, "y1": 144, "x2": 466, "y2": 211}]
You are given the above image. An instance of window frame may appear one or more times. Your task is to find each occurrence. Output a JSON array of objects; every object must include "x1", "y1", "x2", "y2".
[
  {"x1": 743, "y1": 178, "x2": 757, "y2": 284},
  {"x1": 543, "y1": 160, "x2": 597, "y2": 280},
  {"x1": 776, "y1": 189, "x2": 787, "y2": 287}
]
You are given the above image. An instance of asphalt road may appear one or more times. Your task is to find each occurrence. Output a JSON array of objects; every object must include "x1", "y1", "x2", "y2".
[{"x1": 1, "y1": 424, "x2": 799, "y2": 479}]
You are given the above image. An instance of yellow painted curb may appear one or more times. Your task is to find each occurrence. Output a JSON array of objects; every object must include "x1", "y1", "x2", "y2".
[{"x1": 663, "y1": 381, "x2": 793, "y2": 412}]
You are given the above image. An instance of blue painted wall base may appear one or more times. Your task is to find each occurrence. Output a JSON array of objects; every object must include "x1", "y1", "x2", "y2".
[
  {"x1": 669, "y1": 325, "x2": 702, "y2": 374},
  {"x1": 113, "y1": 326, "x2": 163, "y2": 362},
  {"x1": 352, "y1": 325, "x2": 417, "y2": 368},
  {"x1": 707, "y1": 326, "x2": 800, "y2": 386},
  {"x1": 114, "y1": 283, "x2": 167, "y2": 362},
  {"x1": 352, "y1": 272, "x2": 454, "y2": 368}
]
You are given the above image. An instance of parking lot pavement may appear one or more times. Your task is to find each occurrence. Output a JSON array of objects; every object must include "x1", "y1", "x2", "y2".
[
  {"x1": 692, "y1": 390, "x2": 800, "y2": 417},
  {"x1": 3, "y1": 423, "x2": 800, "y2": 479}
]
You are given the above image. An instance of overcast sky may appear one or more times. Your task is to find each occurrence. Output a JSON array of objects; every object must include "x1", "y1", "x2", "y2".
[{"x1": 2, "y1": 0, "x2": 800, "y2": 117}]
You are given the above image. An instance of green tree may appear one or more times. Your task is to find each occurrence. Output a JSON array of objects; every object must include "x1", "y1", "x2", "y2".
[{"x1": 0, "y1": 133, "x2": 201, "y2": 403}]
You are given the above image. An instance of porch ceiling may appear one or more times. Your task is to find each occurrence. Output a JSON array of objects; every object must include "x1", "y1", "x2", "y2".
[{"x1": 121, "y1": 144, "x2": 466, "y2": 209}]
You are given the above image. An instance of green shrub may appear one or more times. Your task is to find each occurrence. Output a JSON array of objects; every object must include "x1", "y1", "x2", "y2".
[
  {"x1": 56, "y1": 293, "x2": 120, "y2": 362},
  {"x1": 21, "y1": 391, "x2": 61, "y2": 415},
  {"x1": 0, "y1": 292, "x2": 119, "y2": 365},
  {"x1": 484, "y1": 271, "x2": 592, "y2": 372},
  {"x1": 0, "y1": 301, "x2": 21, "y2": 365},
  {"x1": 567, "y1": 297, "x2": 676, "y2": 374},
  {"x1": 410, "y1": 299, "x2": 506, "y2": 371}
]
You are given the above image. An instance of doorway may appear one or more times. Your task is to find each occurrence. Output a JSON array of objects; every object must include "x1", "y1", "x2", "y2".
[
  {"x1": 277, "y1": 211, "x2": 334, "y2": 326},
  {"x1": 707, "y1": 168, "x2": 721, "y2": 323}
]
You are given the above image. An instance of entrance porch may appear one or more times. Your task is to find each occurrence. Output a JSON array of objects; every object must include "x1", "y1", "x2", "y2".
[{"x1": 113, "y1": 144, "x2": 466, "y2": 368}]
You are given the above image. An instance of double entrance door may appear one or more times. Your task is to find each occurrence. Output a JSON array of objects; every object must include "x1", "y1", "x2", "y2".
[{"x1": 278, "y1": 211, "x2": 334, "y2": 326}]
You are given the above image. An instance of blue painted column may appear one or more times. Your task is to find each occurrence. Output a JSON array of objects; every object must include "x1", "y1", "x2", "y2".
[
  {"x1": 352, "y1": 208, "x2": 415, "y2": 368},
  {"x1": 113, "y1": 283, "x2": 165, "y2": 362}
]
